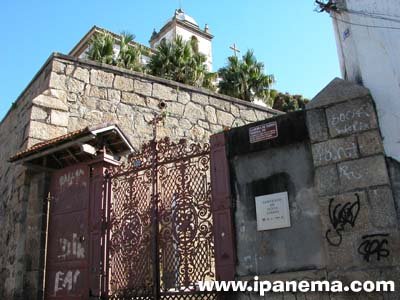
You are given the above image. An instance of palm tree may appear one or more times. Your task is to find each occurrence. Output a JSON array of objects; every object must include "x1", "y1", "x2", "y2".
[
  {"x1": 148, "y1": 36, "x2": 214, "y2": 88},
  {"x1": 87, "y1": 32, "x2": 115, "y2": 65},
  {"x1": 87, "y1": 32, "x2": 216, "y2": 91},
  {"x1": 116, "y1": 32, "x2": 143, "y2": 72},
  {"x1": 218, "y1": 50, "x2": 274, "y2": 102},
  {"x1": 87, "y1": 31, "x2": 144, "y2": 71}
]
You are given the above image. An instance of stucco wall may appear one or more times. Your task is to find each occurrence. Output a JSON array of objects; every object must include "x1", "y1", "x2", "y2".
[
  {"x1": 175, "y1": 25, "x2": 213, "y2": 71},
  {"x1": 0, "y1": 53, "x2": 278, "y2": 299},
  {"x1": 331, "y1": 0, "x2": 400, "y2": 162}
]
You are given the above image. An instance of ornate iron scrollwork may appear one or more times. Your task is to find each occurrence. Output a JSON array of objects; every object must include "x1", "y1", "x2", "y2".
[{"x1": 106, "y1": 138, "x2": 216, "y2": 300}]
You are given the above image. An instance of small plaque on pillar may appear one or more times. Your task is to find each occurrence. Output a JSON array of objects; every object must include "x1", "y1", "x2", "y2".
[
  {"x1": 255, "y1": 192, "x2": 291, "y2": 231},
  {"x1": 249, "y1": 121, "x2": 278, "y2": 143}
]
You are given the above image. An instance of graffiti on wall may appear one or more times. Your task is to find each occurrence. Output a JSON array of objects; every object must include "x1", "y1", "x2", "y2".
[
  {"x1": 358, "y1": 233, "x2": 390, "y2": 262},
  {"x1": 329, "y1": 105, "x2": 371, "y2": 135},
  {"x1": 325, "y1": 193, "x2": 360, "y2": 246},
  {"x1": 338, "y1": 165, "x2": 363, "y2": 181},
  {"x1": 59, "y1": 168, "x2": 86, "y2": 189},
  {"x1": 314, "y1": 143, "x2": 358, "y2": 165},
  {"x1": 58, "y1": 233, "x2": 85, "y2": 260},
  {"x1": 54, "y1": 270, "x2": 81, "y2": 294}
]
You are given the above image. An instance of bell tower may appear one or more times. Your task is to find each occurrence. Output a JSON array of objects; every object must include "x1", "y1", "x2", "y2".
[{"x1": 149, "y1": 9, "x2": 214, "y2": 71}]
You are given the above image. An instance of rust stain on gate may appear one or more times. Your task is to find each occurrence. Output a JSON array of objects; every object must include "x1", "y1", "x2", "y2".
[{"x1": 104, "y1": 138, "x2": 218, "y2": 300}]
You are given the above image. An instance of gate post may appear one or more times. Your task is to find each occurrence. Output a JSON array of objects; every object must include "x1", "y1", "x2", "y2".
[
  {"x1": 210, "y1": 133, "x2": 236, "y2": 281},
  {"x1": 88, "y1": 156, "x2": 120, "y2": 298},
  {"x1": 101, "y1": 166, "x2": 112, "y2": 299},
  {"x1": 150, "y1": 139, "x2": 161, "y2": 300}
]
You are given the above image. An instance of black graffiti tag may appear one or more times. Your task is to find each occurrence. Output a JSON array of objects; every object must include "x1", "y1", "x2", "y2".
[
  {"x1": 358, "y1": 234, "x2": 390, "y2": 262},
  {"x1": 325, "y1": 193, "x2": 360, "y2": 246}
]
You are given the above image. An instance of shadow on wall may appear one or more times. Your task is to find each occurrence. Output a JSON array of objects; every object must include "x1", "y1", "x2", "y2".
[{"x1": 230, "y1": 119, "x2": 325, "y2": 276}]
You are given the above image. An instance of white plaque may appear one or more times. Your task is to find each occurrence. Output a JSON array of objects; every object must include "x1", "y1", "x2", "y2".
[{"x1": 255, "y1": 192, "x2": 291, "y2": 231}]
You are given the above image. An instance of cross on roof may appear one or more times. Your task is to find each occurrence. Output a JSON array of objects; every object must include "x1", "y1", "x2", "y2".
[{"x1": 230, "y1": 43, "x2": 241, "y2": 57}]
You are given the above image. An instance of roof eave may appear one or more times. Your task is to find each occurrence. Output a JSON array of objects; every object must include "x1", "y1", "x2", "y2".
[{"x1": 9, "y1": 123, "x2": 135, "y2": 166}]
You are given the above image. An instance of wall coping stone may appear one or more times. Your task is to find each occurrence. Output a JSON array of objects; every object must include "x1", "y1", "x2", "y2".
[{"x1": 306, "y1": 77, "x2": 371, "y2": 110}]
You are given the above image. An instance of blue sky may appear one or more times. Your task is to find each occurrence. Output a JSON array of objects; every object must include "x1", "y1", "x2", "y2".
[{"x1": 0, "y1": 1, "x2": 340, "y2": 120}]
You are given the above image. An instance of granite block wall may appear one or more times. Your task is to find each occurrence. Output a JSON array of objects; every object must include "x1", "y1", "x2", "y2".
[
  {"x1": 226, "y1": 78, "x2": 400, "y2": 299},
  {"x1": 29, "y1": 54, "x2": 278, "y2": 151},
  {"x1": 0, "y1": 60, "x2": 52, "y2": 299}
]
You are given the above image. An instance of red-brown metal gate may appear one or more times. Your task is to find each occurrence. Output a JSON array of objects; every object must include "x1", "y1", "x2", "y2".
[{"x1": 104, "y1": 138, "x2": 218, "y2": 300}]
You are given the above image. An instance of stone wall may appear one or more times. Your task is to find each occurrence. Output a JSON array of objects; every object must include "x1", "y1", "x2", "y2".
[
  {"x1": 308, "y1": 78, "x2": 400, "y2": 299},
  {"x1": 28, "y1": 53, "x2": 278, "y2": 150},
  {"x1": 0, "y1": 52, "x2": 279, "y2": 299},
  {"x1": 223, "y1": 78, "x2": 400, "y2": 299},
  {"x1": 0, "y1": 60, "x2": 52, "y2": 299}
]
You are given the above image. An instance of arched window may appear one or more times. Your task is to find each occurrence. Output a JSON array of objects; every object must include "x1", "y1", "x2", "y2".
[{"x1": 191, "y1": 36, "x2": 199, "y2": 52}]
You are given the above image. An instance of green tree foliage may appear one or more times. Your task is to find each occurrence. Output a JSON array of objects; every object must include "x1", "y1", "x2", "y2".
[
  {"x1": 270, "y1": 90, "x2": 310, "y2": 112},
  {"x1": 218, "y1": 50, "x2": 274, "y2": 102},
  {"x1": 148, "y1": 36, "x2": 216, "y2": 89},
  {"x1": 116, "y1": 32, "x2": 143, "y2": 72},
  {"x1": 203, "y1": 72, "x2": 218, "y2": 91},
  {"x1": 87, "y1": 31, "x2": 143, "y2": 71},
  {"x1": 87, "y1": 32, "x2": 115, "y2": 65}
]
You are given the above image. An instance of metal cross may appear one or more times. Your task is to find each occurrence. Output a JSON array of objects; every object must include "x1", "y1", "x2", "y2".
[{"x1": 229, "y1": 43, "x2": 241, "y2": 57}]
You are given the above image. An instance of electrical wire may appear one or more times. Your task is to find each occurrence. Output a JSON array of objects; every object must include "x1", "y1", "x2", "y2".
[
  {"x1": 342, "y1": 7, "x2": 400, "y2": 19},
  {"x1": 331, "y1": 14, "x2": 400, "y2": 31},
  {"x1": 343, "y1": 8, "x2": 400, "y2": 24}
]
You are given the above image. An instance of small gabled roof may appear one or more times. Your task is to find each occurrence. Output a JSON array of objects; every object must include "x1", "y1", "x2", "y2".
[{"x1": 9, "y1": 123, "x2": 134, "y2": 170}]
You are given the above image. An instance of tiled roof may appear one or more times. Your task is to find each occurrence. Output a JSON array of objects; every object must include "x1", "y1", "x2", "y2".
[
  {"x1": 9, "y1": 127, "x2": 91, "y2": 162},
  {"x1": 9, "y1": 123, "x2": 133, "y2": 163}
]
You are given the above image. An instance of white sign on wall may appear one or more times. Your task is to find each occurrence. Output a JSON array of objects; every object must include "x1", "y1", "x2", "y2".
[{"x1": 255, "y1": 192, "x2": 291, "y2": 231}]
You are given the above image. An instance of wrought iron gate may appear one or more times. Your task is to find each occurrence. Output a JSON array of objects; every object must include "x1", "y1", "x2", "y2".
[{"x1": 104, "y1": 138, "x2": 217, "y2": 300}]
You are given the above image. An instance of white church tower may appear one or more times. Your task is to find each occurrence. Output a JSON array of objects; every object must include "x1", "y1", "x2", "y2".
[{"x1": 149, "y1": 9, "x2": 214, "y2": 71}]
